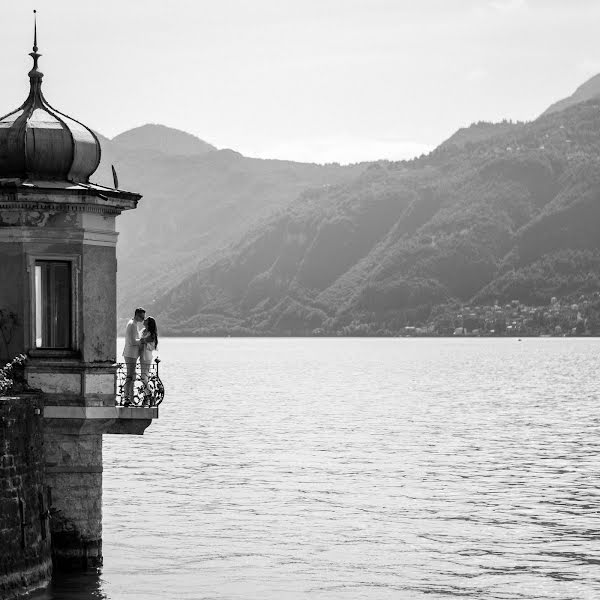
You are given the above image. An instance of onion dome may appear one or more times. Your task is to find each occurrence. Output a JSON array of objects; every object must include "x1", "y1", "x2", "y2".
[{"x1": 0, "y1": 12, "x2": 101, "y2": 183}]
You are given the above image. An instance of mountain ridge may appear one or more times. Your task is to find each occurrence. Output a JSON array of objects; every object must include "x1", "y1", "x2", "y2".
[
  {"x1": 542, "y1": 73, "x2": 600, "y2": 116},
  {"x1": 111, "y1": 123, "x2": 217, "y2": 157},
  {"x1": 144, "y1": 98, "x2": 600, "y2": 335},
  {"x1": 92, "y1": 127, "x2": 365, "y2": 323},
  {"x1": 99, "y1": 74, "x2": 600, "y2": 334}
]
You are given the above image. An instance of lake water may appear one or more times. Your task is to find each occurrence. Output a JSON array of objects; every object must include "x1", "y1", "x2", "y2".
[{"x1": 43, "y1": 338, "x2": 600, "y2": 599}]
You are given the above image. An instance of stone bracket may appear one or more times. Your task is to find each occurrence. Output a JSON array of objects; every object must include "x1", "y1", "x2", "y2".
[{"x1": 44, "y1": 406, "x2": 157, "y2": 435}]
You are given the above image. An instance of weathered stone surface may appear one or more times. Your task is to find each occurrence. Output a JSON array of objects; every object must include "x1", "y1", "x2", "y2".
[
  {"x1": 0, "y1": 395, "x2": 52, "y2": 598},
  {"x1": 44, "y1": 432, "x2": 103, "y2": 570},
  {"x1": 27, "y1": 363, "x2": 119, "y2": 407},
  {"x1": 0, "y1": 242, "x2": 25, "y2": 361},
  {"x1": 82, "y1": 245, "x2": 117, "y2": 363},
  {"x1": 27, "y1": 372, "x2": 81, "y2": 395},
  {"x1": 84, "y1": 372, "x2": 115, "y2": 395}
]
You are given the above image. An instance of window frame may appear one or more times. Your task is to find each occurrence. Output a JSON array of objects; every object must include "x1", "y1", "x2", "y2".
[{"x1": 27, "y1": 253, "x2": 80, "y2": 355}]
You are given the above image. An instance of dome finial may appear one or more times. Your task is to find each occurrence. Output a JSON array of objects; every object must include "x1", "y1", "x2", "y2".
[
  {"x1": 0, "y1": 12, "x2": 102, "y2": 182},
  {"x1": 33, "y1": 10, "x2": 38, "y2": 52},
  {"x1": 28, "y1": 9, "x2": 43, "y2": 85}
]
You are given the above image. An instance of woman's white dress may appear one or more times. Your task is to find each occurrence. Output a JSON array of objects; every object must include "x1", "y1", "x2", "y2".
[
  {"x1": 141, "y1": 339, "x2": 155, "y2": 364},
  {"x1": 140, "y1": 335, "x2": 156, "y2": 390}
]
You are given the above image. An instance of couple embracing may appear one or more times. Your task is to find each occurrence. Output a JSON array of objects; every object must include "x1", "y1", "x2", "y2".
[{"x1": 122, "y1": 306, "x2": 159, "y2": 406}]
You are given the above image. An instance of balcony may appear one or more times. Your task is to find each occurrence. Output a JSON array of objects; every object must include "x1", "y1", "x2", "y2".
[
  {"x1": 2, "y1": 354, "x2": 163, "y2": 434},
  {"x1": 115, "y1": 357, "x2": 165, "y2": 408}
]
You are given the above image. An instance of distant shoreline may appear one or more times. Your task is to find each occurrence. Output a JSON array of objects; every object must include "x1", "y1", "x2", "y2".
[{"x1": 119, "y1": 333, "x2": 600, "y2": 339}]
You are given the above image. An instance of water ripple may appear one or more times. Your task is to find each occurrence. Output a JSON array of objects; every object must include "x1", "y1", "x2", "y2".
[{"x1": 48, "y1": 338, "x2": 600, "y2": 600}]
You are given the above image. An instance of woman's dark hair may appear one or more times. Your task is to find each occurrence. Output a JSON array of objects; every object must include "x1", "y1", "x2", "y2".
[{"x1": 146, "y1": 316, "x2": 158, "y2": 349}]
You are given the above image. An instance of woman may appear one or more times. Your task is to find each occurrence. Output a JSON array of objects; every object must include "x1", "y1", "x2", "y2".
[{"x1": 139, "y1": 316, "x2": 158, "y2": 406}]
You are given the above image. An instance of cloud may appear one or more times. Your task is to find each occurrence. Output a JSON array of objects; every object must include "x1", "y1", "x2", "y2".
[
  {"x1": 472, "y1": 0, "x2": 528, "y2": 20},
  {"x1": 465, "y1": 68, "x2": 489, "y2": 83},
  {"x1": 488, "y1": 0, "x2": 527, "y2": 12}
]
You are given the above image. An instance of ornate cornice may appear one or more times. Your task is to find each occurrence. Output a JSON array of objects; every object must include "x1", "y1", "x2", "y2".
[
  {"x1": 0, "y1": 200, "x2": 126, "y2": 216},
  {"x1": 0, "y1": 228, "x2": 119, "y2": 247},
  {"x1": 0, "y1": 180, "x2": 141, "y2": 205}
]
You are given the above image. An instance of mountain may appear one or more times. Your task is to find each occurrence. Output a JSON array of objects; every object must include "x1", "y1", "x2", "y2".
[
  {"x1": 92, "y1": 127, "x2": 364, "y2": 323},
  {"x1": 111, "y1": 124, "x2": 216, "y2": 156},
  {"x1": 542, "y1": 73, "x2": 600, "y2": 116},
  {"x1": 141, "y1": 98, "x2": 600, "y2": 335}
]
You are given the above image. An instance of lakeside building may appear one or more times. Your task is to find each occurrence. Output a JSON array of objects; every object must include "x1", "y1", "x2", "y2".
[
  {"x1": 419, "y1": 294, "x2": 599, "y2": 337},
  {"x1": 0, "y1": 18, "x2": 158, "y2": 597}
]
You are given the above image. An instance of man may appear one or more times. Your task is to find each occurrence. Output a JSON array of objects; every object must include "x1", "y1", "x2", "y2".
[{"x1": 122, "y1": 307, "x2": 146, "y2": 404}]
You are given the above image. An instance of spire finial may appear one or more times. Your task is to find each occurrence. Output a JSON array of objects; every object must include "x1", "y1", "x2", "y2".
[
  {"x1": 28, "y1": 9, "x2": 43, "y2": 87},
  {"x1": 33, "y1": 10, "x2": 38, "y2": 52}
]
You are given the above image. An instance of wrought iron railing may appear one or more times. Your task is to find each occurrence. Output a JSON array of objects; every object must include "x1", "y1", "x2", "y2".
[{"x1": 115, "y1": 357, "x2": 165, "y2": 407}]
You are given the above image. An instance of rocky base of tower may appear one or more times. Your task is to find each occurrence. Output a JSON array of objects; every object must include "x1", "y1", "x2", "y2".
[
  {"x1": 0, "y1": 395, "x2": 52, "y2": 599},
  {"x1": 0, "y1": 387, "x2": 156, "y2": 597}
]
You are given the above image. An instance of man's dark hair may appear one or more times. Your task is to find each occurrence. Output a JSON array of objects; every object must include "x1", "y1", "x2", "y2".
[{"x1": 134, "y1": 307, "x2": 146, "y2": 318}]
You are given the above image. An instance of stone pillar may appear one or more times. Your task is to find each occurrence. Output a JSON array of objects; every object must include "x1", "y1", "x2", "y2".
[
  {"x1": 44, "y1": 431, "x2": 103, "y2": 569},
  {"x1": 40, "y1": 405, "x2": 154, "y2": 570}
]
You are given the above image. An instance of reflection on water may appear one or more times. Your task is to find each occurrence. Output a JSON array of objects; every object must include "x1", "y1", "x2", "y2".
[
  {"x1": 38, "y1": 571, "x2": 105, "y2": 600},
  {"x1": 48, "y1": 338, "x2": 600, "y2": 600}
]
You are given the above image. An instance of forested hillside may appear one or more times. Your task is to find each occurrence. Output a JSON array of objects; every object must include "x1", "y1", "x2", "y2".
[
  {"x1": 142, "y1": 99, "x2": 600, "y2": 335},
  {"x1": 92, "y1": 125, "x2": 364, "y2": 321}
]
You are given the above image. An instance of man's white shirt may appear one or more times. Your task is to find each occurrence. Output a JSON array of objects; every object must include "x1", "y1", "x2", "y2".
[{"x1": 123, "y1": 319, "x2": 141, "y2": 358}]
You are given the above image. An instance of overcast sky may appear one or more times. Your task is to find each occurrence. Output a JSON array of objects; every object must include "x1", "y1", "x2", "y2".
[{"x1": 0, "y1": 1, "x2": 598, "y2": 163}]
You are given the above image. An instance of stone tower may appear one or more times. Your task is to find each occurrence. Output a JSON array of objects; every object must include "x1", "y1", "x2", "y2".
[{"x1": 0, "y1": 16, "x2": 157, "y2": 572}]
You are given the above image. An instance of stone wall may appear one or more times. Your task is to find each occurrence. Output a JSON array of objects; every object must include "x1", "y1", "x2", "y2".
[{"x1": 0, "y1": 395, "x2": 52, "y2": 599}]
